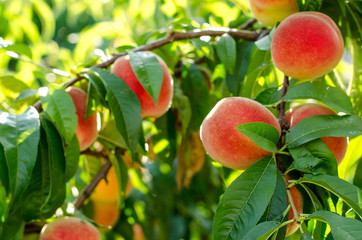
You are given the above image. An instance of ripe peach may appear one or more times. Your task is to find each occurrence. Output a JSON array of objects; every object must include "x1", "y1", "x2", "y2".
[
  {"x1": 111, "y1": 51, "x2": 173, "y2": 118},
  {"x1": 200, "y1": 97, "x2": 281, "y2": 170},
  {"x1": 286, "y1": 181, "x2": 303, "y2": 236},
  {"x1": 66, "y1": 87, "x2": 98, "y2": 151},
  {"x1": 249, "y1": 0, "x2": 299, "y2": 26},
  {"x1": 92, "y1": 201, "x2": 120, "y2": 229},
  {"x1": 271, "y1": 12, "x2": 344, "y2": 79},
  {"x1": 91, "y1": 166, "x2": 120, "y2": 203},
  {"x1": 39, "y1": 217, "x2": 101, "y2": 240},
  {"x1": 287, "y1": 103, "x2": 347, "y2": 163}
]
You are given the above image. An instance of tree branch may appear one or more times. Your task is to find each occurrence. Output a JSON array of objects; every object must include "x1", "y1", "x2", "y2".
[
  {"x1": 73, "y1": 155, "x2": 112, "y2": 209},
  {"x1": 33, "y1": 27, "x2": 269, "y2": 112}
]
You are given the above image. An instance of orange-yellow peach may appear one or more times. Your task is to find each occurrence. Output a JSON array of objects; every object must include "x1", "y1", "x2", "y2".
[
  {"x1": 92, "y1": 201, "x2": 120, "y2": 230},
  {"x1": 271, "y1": 12, "x2": 344, "y2": 79},
  {"x1": 200, "y1": 97, "x2": 281, "y2": 170},
  {"x1": 91, "y1": 166, "x2": 120, "y2": 203},
  {"x1": 249, "y1": 0, "x2": 299, "y2": 26},
  {"x1": 111, "y1": 51, "x2": 173, "y2": 119},
  {"x1": 286, "y1": 181, "x2": 303, "y2": 236},
  {"x1": 66, "y1": 87, "x2": 98, "y2": 151},
  {"x1": 287, "y1": 103, "x2": 347, "y2": 163},
  {"x1": 39, "y1": 217, "x2": 101, "y2": 240}
]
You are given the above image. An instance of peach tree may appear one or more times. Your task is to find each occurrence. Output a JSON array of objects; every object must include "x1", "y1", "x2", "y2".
[{"x1": 0, "y1": 0, "x2": 361, "y2": 239}]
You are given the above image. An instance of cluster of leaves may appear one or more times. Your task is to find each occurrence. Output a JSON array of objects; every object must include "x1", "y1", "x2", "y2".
[{"x1": 0, "y1": 0, "x2": 361, "y2": 239}]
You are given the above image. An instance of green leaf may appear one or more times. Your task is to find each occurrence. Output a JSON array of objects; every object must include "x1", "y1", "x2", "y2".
[
  {"x1": 22, "y1": 116, "x2": 66, "y2": 220},
  {"x1": 296, "y1": 175, "x2": 362, "y2": 218},
  {"x1": 254, "y1": 87, "x2": 281, "y2": 105},
  {"x1": 115, "y1": 152, "x2": 129, "y2": 203},
  {"x1": 288, "y1": 139, "x2": 338, "y2": 176},
  {"x1": 0, "y1": 144, "x2": 9, "y2": 194},
  {"x1": 90, "y1": 68, "x2": 142, "y2": 154},
  {"x1": 182, "y1": 63, "x2": 210, "y2": 130},
  {"x1": 243, "y1": 221, "x2": 281, "y2": 240},
  {"x1": 0, "y1": 76, "x2": 29, "y2": 93},
  {"x1": 0, "y1": 44, "x2": 32, "y2": 59},
  {"x1": 171, "y1": 82, "x2": 191, "y2": 135},
  {"x1": 0, "y1": 107, "x2": 40, "y2": 207},
  {"x1": 82, "y1": 69, "x2": 108, "y2": 101},
  {"x1": 216, "y1": 34, "x2": 236, "y2": 74},
  {"x1": 306, "y1": 211, "x2": 362, "y2": 240},
  {"x1": 64, "y1": 134, "x2": 80, "y2": 182},
  {"x1": 0, "y1": 209, "x2": 24, "y2": 240},
  {"x1": 236, "y1": 122, "x2": 279, "y2": 153},
  {"x1": 225, "y1": 41, "x2": 254, "y2": 96},
  {"x1": 129, "y1": 51, "x2": 164, "y2": 105},
  {"x1": 14, "y1": 89, "x2": 38, "y2": 103},
  {"x1": 286, "y1": 115, "x2": 362, "y2": 148},
  {"x1": 283, "y1": 81, "x2": 354, "y2": 114},
  {"x1": 0, "y1": 186, "x2": 7, "y2": 227},
  {"x1": 213, "y1": 156, "x2": 277, "y2": 240},
  {"x1": 40, "y1": 88, "x2": 77, "y2": 144}
]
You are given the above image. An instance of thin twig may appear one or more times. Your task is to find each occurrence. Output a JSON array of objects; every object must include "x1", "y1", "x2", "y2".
[
  {"x1": 33, "y1": 27, "x2": 268, "y2": 112},
  {"x1": 73, "y1": 157, "x2": 112, "y2": 209},
  {"x1": 278, "y1": 75, "x2": 290, "y2": 132}
]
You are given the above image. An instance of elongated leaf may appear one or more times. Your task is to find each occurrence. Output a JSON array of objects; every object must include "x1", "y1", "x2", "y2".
[
  {"x1": 236, "y1": 122, "x2": 279, "y2": 153},
  {"x1": 115, "y1": 152, "x2": 129, "y2": 203},
  {"x1": 82, "y1": 70, "x2": 107, "y2": 100},
  {"x1": 288, "y1": 139, "x2": 338, "y2": 176},
  {"x1": 296, "y1": 175, "x2": 362, "y2": 217},
  {"x1": 0, "y1": 209, "x2": 24, "y2": 240},
  {"x1": 182, "y1": 63, "x2": 210, "y2": 130},
  {"x1": 0, "y1": 144, "x2": 9, "y2": 194},
  {"x1": 286, "y1": 115, "x2": 362, "y2": 148},
  {"x1": 1, "y1": 43, "x2": 32, "y2": 58},
  {"x1": 283, "y1": 81, "x2": 354, "y2": 114},
  {"x1": 225, "y1": 41, "x2": 254, "y2": 96},
  {"x1": 213, "y1": 156, "x2": 277, "y2": 240},
  {"x1": 254, "y1": 87, "x2": 281, "y2": 105},
  {"x1": 64, "y1": 134, "x2": 80, "y2": 182},
  {"x1": 306, "y1": 211, "x2": 362, "y2": 240},
  {"x1": 0, "y1": 186, "x2": 7, "y2": 227},
  {"x1": 129, "y1": 51, "x2": 164, "y2": 105},
  {"x1": 90, "y1": 68, "x2": 142, "y2": 154},
  {"x1": 216, "y1": 34, "x2": 236, "y2": 74},
  {"x1": 0, "y1": 107, "x2": 40, "y2": 207},
  {"x1": 40, "y1": 88, "x2": 77, "y2": 144},
  {"x1": 14, "y1": 89, "x2": 38, "y2": 103},
  {"x1": 0, "y1": 76, "x2": 29, "y2": 93},
  {"x1": 22, "y1": 116, "x2": 66, "y2": 220},
  {"x1": 243, "y1": 221, "x2": 283, "y2": 240}
]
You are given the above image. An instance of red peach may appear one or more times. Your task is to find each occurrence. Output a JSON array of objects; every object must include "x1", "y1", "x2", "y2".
[
  {"x1": 287, "y1": 103, "x2": 347, "y2": 163},
  {"x1": 66, "y1": 87, "x2": 98, "y2": 151},
  {"x1": 111, "y1": 51, "x2": 173, "y2": 119},
  {"x1": 39, "y1": 217, "x2": 101, "y2": 240},
  {"x1": 200, "y1": 97, "x2": 281, "y2": 170},
  {"x1": 249, "y1": 0, "x2": 299, "y2": 26},
  {"x1": 271, "y1": 12, "x2": 344, "y2": 79}
]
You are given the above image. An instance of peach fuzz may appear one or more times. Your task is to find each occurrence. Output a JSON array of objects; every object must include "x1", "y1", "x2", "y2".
[
  {"x1": 249, "y1": 0, "x2": 299, "y2": 26},
  {"x1": 271, "y1": 12, "x2": 344, "y2": 79},
  {"x1": 200, "y1": 97, "x2": 281, "y2": 170},
  {"x1": 111, "y1": 51, "x2": 173, "y2": 119},
  {"x1": 39, "y1": 217, "x2": 101, "y2": 240},
  {"x1": 287, "y1": 103, "x2": 347, "y2": 163},
  {"x1": 66, "y1": 87, "x2": 98, "y2": 151}
]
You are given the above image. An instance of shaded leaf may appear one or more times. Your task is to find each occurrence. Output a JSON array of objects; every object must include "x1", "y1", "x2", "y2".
[
  {"x1": 0, "y1": 107, "x2": 40, "y2": 207},
  {"x1": 283, "y1": 81, "x2": 354, "y2": 114},
  {"x1": 89, "y1": 68, "x2": 142, "y2": 154},
  {"x1": 236, "y1": 122, "x2": 279, "y2": 153},
  {"x1": 243, "y1": 221, "x2": 281, "y2": 240},
  {"x1": 296, "y1": 174, "x2": 362, "y2": 218},
  {"x1": 306, "y1": 211, "x2": 362, "y2": 240},
  {"x1": 213, "y1": 156, "x2": 277, "y2": 240},
  {"x1": 216, "y1": 34, "x2": 236, "y2": 74},
  {"x1": 286, "y1": 115, "x2": 362, "y2": 148},
  {"x1": 288, "y1": 139, "x2": 338, "y2": 176},
  {"x1": 64, "y1": 134, "x2": 80, "y2": 182}
]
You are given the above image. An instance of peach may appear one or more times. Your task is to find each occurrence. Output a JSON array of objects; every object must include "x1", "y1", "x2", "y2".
[
  {"x1": 91, "y1": 166, "x2": 120, "y2": 203},
  {"x1": 287, "y1": 103, "x2": 347, "y2": 163},
  {"x1": 92, "y1": 201, "x2": 120, "y2": 229},
  {"x1": 286, "y1": 181, "x2": 303, "y2": 236},
  {"x1": 39, "y1": 217, "x2": 101, "y2": 240},
  {"x1": 111, "y1": 51, "x2": 173, "y2": 118},
  {"x1": 271, "y1": 12, "x2": 344, "y2": 79},
  {"x1": 249, "y1": 0, "x2": 299, "y2": 26},
  {"x1": 200, "y1": 97, "x2": 281, "y2": 170},
  {"x1": 66, "y1": 87, "x2": 98, "y2": 151}
]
